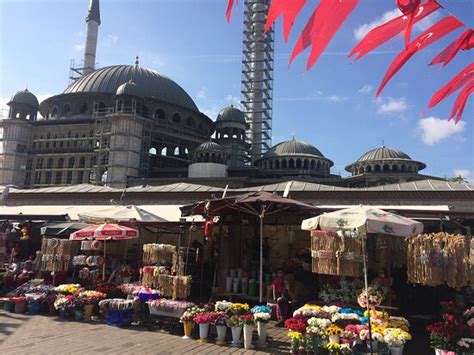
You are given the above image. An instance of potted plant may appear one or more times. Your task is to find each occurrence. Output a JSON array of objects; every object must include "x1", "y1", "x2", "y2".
[
  {"x1": 213, "y1": 312, "x2": 229, "y2": 345},
  {"x1": 253, "y1": 312, "x2": 271, "y2": 346},
  {"x1": 180, "y1": 310, "x2": 195, "y2": 339},
  {"x1": 227, "y1": 315, "x2": 243, "y2": 347},
  {"x1": 194, "y1": 312, "x2": 215, "y2": 342},
  {"x1": 240, "y1": 314, "x2": 255, "y2": 349}
]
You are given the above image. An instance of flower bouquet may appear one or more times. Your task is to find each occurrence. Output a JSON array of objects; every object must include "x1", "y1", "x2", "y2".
[
  {"x1": 383, "y1": 328, "x2": 411, "y2": 354},
  {"x1": 54, "y1": 284, "x2": 81, "y2": 295},
  {"x1": 326, "y1": 341, "x2": 351, "y2": 354},
  {"x1": 285, "y1": 315, "x2": 307, "y2": 334},
  {"x1": 326, "y1": 325, "x2": 343, "y2": 343},
  {"x1": 54, "y1": 295, "x2": 76, "y2": 319},
  {"x1": 357, "y1": 287, "x2": 384, "y2": 309},
  {"x1": 288, "y1": 331, "x2": 304, "y2": 354},
  {"x1": 194, "y1": 312, "x2": 216, "y2": 342},
  {"x1": 215, "y1": 300, "x2": 233, "y2": 313},
  {"x1": 251, "y1": 305, "x2": 270, "y2": 314},
  {"x1": 231, "y1": 303, "x2": 250, "y2": 315},
  {"x1": 180, "y1": 310, "x2": 196, "y2": 339},
  {"x1": 332, "y1": 312, "x2": 362, "y2": 328},
  {"x1": 254, "y1": 312, "x2": 271, "y2": 346}
]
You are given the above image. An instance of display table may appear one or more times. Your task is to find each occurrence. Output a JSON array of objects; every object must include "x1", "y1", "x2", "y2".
[{"x1": 146, "y1": 299, "x2": 194, "y2": 333}]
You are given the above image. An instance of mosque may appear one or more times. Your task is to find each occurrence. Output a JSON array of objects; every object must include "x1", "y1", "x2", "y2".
[{"x1": 0, "y1": 0, "x2": 442, "y2": 189}]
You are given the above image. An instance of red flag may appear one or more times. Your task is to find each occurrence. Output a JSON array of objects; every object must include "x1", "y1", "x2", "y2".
[
  {"x1": 430, "y1": 29, "x2": 474, "y2": 67},
  {"x1": 226, "y1": 0, "x2": 238, "y2": 23},
  {"x1": 290, "y1": 0, "x2": 359, "y2": 69},
  {"x1": 376, "y1": 16, "x2": 464, "y2": 97},
  {"x1": 350, "y1": 1, "x2": 441, "y2": 60},
  {"x1": 265, "y1": 0, "x2": 306, "y2": 43},
  {"x1": 449, "y1": 81, "x2": 473, "y2": 123},
  {"x1": 427, "y1": 63, "x2": 474, "y2": 109}
]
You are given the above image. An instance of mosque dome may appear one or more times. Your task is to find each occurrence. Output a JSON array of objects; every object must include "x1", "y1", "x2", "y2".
[
  {"x1": 62, "y1": 65, "x2": 198, "y2": 111},
  {"x1": 345, "y1": 145, "x2": 426, "y2": 175},
  {"x1": 7, "y1": 89, "x2": 39, "y2": 108},
  {"x1": 194, "y1": 141, "x2": 225, "y2": 155},
  {"x1": 263, "y1": 139, "x2": 329, "y2": 161},
  {"x1": 216, "y1": 106, "x2": 246, "y2": 124}
]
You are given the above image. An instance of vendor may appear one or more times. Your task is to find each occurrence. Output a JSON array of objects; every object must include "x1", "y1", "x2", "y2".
[{"x1": 276, "y1": 273, "x2": 313, "y2": 326}]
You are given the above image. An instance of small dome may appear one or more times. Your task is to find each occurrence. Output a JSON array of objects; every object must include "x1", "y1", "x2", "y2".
[
  {"x1": 194, "y1": 141, "x2": 225, "y2": 154},
  {"x1": 216, "y1": 106, "x2": 246, "y2": 124},
  {"x1": 355, "y1": 146, "x2": 412, "y2": 162},
  {"x1": 7, "y1": 89, "x2": 39, "y2": 107},
  {"x1": 116, "y1": 80, "x2": 141, "y2": 96},
  {"x1": 263, "y1": 139, "x2": 327, "y2": 160}
]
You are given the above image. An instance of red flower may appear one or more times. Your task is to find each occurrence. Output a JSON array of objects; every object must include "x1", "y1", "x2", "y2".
[{"x1": 285, "y1": 315, "x2": 307, "y2": 334}]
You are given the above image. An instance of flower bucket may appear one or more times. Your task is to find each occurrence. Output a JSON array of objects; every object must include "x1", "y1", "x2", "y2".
[
  {"x1": 389, "y1": 346, "x2": 404, "y2": 355},
  {"x1": 243, "y1": 324, "x2": 253, "y2": 349},
  {"x1": 12, "y1": 298, "x2": 27, "y2": 314},
  {"x1": 226, "y1": 277, "x2": 233, "y2": 292},
  {"x1": 182, "y1": 321, "x2": 193, "y2": 339},
  {"x1": 198, "y1": 323, "x2": 210, "y2": 342},
  {"x1": 231, "y1": 326, "x2": 243, "y2": 347},
  {"x1": 84, "y1": 304, "x2": 94, "y2": 320},
  {"x1": 329, "y1": 335, "x2": 340, "y2": 344},
  {"x1": 257, "y1": 321, "x2": 267, "y2": 346},
  {"x1": 216, "y1": 325, "x2": 227, "y2": 345},
  {"x1": 59, "y1": 310, "x2": 73, "y2": 319},
  {"x1": 27, "y1": 300, "x2": 42, "y2": 315},
  {"x1": 4, "y1": 300, "x2": 15, "y2": 312},
  {"x1": 75, "y1": 310, "x2": 84, "y2": 321}
]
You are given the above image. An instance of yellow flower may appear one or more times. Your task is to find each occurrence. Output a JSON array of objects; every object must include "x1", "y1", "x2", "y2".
[
  {"x1": 302, "y1": 304, "x2": 321, "y2": 310},
  {"x1": 326, "y1": 325, "x2": 343, "y2": 336},
  {"x1": 326, "y1": 341, "x2": 341, "y2": 351},
  {"x1": 288, "y1": 331, "x2": 303, "y2": 340}
]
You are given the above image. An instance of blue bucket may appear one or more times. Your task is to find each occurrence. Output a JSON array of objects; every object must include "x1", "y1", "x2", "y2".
[{"x1": 27, "y1": 300, "x2": 41, "y2": 315}]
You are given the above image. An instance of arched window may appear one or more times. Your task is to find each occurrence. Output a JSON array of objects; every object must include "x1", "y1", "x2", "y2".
[
  {"x1": 79, "y1": 157, "x2": 86, "y2": 168},
  {"x1": 149, "y1": 148, "x2": 157, "y2": 155},
  {"x1": 79, "y1": 103, "x2": 88, "y2": 114},
  {"x1": 359, "y1": 167, "x2": 364, "y2": 175},
  {"x1": 275, "y1": 160, "x2": 280, "y2": 169},
  {"x1": 68, "y1": 157, "x2": 75, "y2": 168},
  {"x1": 366, "y1": 165, "x2": 372, "y2": 173},
  {"x1": 296, "y1": 159, "x2": 302, "y2": 169},
  {"x1": 310, "y1": 160, "x2": 316, "y2": 169},
  {"x1": 174, "y1": 147, "x2": 180, "y2": 155},
  {"x1": 47, "y1": 158, "x2": 53, "y2": 169},
  {"x1": 62, "y1": 104, "x2": 71, "y2": 115},
  {"x1": 161, "y1": 147, "x2": 167, "y2": 156},
  {"x1": 401, "y1": 165, "x2": 407, "y2": 172},
  {"x1": 282, "y1": 159, "x2": 287, "y2": 169},
  {"x1": 289, "y1": 159, "x2": 295, "y2": 168},
  {"x1": 374, "y1": 165, "x2": 381, "y2": 172},
  {"x1": 408, "y1": 166, "x2": 413, "y2": 172},
  {"x1": 154, "y1": 109, "x2": 166, "y2": 120},
  {"x1": 392, "y1": 165, "x2": 398, "y2": 172},
  {"x1": 117, "y1": 100, "x2": 123, "y2": 112},
  {"x1": 186, "y1": 117, "x2": 195, "y2": 128},
  {"x1": 172, "y1": 113, "x2": 182, "y2": 123},
  {"x1": 57, "y1": 158, "x2": 64, "y2": 168},
  {"x1": 55, "y1": 171, "x2": 63, "y2": 184},
  {"x1": 51, "y1": 106, "x2": 59, "y2": 117},
  {"x1": 383, "y1": 164, "x2": 390, "y2": 172},
  {"x1": 303, "y1": 159, "x2": 309, "y2": 169}
]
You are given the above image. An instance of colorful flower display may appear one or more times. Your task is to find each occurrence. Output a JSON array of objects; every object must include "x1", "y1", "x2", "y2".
[{"x1": 357, "y1": 287, "x2": 384, "y2": 308}]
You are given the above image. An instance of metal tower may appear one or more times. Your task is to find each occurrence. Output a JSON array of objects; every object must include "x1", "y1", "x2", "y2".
[{"x1": 241, "y1": 0, "x2": 274, "y2": 164}]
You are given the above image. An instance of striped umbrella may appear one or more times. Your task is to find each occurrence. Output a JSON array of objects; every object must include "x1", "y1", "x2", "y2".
[{"x1": 70, "y1": 223, "x2": 139, "y2": 241}]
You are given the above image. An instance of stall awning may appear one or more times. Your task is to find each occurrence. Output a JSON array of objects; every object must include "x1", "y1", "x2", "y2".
[
  {"x1": 0, "y1": 205, "x2": 204, "y2": 223},
  {"x1": 316, "y1": 205, "x2": 450, "y2": 212}
]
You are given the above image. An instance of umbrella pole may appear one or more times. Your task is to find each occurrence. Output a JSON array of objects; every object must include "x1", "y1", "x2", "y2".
[
  {"x1": 361, "y1": 232, "x2": 373, "y2": 355},
  {"x1": 259, "y1": 209, "x2": 264, "y2": 303},
  {"x1": 102, "y1": 240, "x2": 107, "y2": 281}
]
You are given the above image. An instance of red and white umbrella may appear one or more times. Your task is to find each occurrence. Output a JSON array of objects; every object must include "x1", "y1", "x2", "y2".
[{"x1": 70, "y1": 223, "x2": 139, "y2": 241}]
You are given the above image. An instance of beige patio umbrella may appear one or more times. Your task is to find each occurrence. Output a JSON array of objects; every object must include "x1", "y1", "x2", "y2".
[
  {"x1": 78, "y1": 205, "x2": 168, "y2": 223},
  {"x1": 301, "y1": 206, "x2": 423, "y2": 354}
]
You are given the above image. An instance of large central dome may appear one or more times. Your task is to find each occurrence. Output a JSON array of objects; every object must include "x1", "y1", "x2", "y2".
[{"x1": 63, "y1": 65, "x2": 198, "y2": 111}]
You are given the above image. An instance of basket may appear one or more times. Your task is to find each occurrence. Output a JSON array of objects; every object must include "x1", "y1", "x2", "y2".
[{"x1": 106, "y1": 309, "x2": 134, "y2": 327}]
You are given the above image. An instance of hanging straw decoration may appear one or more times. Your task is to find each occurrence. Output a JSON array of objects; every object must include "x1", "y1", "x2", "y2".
[
  {"x1": 40, "y1": 238, "x2": 75, "y2": 272},
  {"x1": 310, "y1": 230, "x2": 364, "y2": 277},
  {"x1": 407, "y1": 232, "x2": 470, "y2": 289},
  {"x1": 142, "y1": 243, "x2": 176, "y2": 264}
]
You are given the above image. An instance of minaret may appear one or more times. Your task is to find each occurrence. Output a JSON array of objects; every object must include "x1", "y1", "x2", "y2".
[
  {"x1": 83, "y1": 0, "x2": 101, "y2": 75},
  {"x1": 241, "y1": 0, "x2": 274, "y2": 164}
]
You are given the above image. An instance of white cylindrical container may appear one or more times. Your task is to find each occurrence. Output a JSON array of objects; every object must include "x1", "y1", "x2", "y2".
[
  {"x1": 226, "y1": 277, "x2": 233, "y2": 292},
  {"x1": 198, "y1": 323, "x2": 210, "y2": 342},
  {"x1": 390, "y1": 345, "x2": 404, "y2": 355},
  {"x1": 215, "y1": 325, "x2": 227, "y2": 346},
  {"x1": 257, "y1": 321, "x2": 267, "y2": 346},
  {"x1": 233, "y1": 278, "x2": 240, "y2": 293},
  {"x1": 329, "y1": 335, "x2": 340, "y2": 344},
  {"x1": 230, "y1": 269, "x2": 236, "y2": 278},
  {"x1": 231, "y1": 326, "x2": 243, "y2": 347},
  {"x1": 243, "y1": 324, "x2": 253, "y2": 349}
]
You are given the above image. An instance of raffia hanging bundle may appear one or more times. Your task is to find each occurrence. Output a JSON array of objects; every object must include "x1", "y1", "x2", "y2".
[
  {"x1": 142, "y1": 244, "x2": 176, "y2": 264},
  {"x1": 470, "y1": 239, "x2": 474, "y2": 286},
  {"x1": 310, "y1": 230, "x2": 364, "y2": 277},
  {"x1": 407, "y1": 232, "x2": 469, "y2": 289},
  {"x1": 40, "y1": 239, "x2": 75, "y2": 272}
]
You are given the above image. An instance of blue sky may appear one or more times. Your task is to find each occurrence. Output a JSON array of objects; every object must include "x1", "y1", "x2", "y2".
[{"x1": 0, "y1": 0, "x2": 472, "y2": 181}]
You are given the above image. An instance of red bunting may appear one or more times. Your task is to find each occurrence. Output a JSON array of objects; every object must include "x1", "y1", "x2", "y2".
[
  {"x1": 350, "y1": 0, "x2": 440, "y2": 61},
  {"x1": 264, "y1": 0, "x2": 307, "y2": 42},
  {"x1": 290, "y1": 0, "x2": 359, "y2": 69},
  {"x1": 430, "y1": 29, "x2": 474, "y2": 67},
  {"x1": 449, "y1": 81, "x2": 473, "y2": 123},
  {"x1": 376, "y1": 16, "x2": 464, "y2": 97},
  {"x1": 226, "y1": 0, "x2": 238, "y2": 23},
  {"x1": 396, "y1": 0, "x2": 421, "y2": 48},
  {"x1": 427, "y1": 63, "x2": 474, "y2": 109}
]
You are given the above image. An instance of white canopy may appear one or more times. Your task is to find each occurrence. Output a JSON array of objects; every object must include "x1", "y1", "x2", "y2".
[
  {"x1": 77, "y1": 205, "x2": 168, "y2": 223},
  {"x1": 301, "y1": 206, "x2": 423, "y2": 237}
]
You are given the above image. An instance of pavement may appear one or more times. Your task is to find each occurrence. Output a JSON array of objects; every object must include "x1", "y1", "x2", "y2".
[{"x1": 0, "y1": 311, "x2": 289, "y2": 354}]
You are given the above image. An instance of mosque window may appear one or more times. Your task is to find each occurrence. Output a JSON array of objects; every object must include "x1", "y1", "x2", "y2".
[
  {"x1": 383, "y1": 164, "x2": 390, "y2": 172},
  {"x1": 57, "y1": 158, "x2": 64, "y2": 168},
  {"x1": 45, "y1": 171, "x2": 52, "y2": 185},
  {"x1": 296, "y1": 159, "x2": 302, "y2": 169},
  {"x1": 172, "y1": 113, "x2": 182, "y2": 124},
  {"x1": 366, "y1": 166, "x2": 372, "y2": 173},
  {"x1": 282, "y1": 159, "x2": 287, "y2": 169},
  {"x1": 374, "y1": 165, "x2": 381, "y2": 172},
  {"x1": 79, "y1": 103, "x2": 88, "y2": 114},
  {"x1": 55, "y1": 172, "x2": 63, "y2": 184},
  {"x1": 401, "y1": 165, "x2": 407, "y2": 172},
  {"x1": 34, "y1": 172, "x2": 42, "y2": 185},
  {"x1": 51, "y1": 106, "x2": 59, "y2": 118},
  {"x1": 79, "y1": 157, "x2": 86, "y2": 168},
  {"x1": 62, "y1": 104, "x2": 72, "y2": 115},
  {"x1": 174, "y1": 147, "x2": 180, "y2": 155},
  {"x1": 66, "y1": 171, "x2": 73, "y2": 184},
  {"x1": 186, "y1": 117, "x2": 195, "y2": 128},
  {"x1": 161, "y1": 147, "x2": 167, "y2": 156},
  {"x1": 77, "y1": 171, "x2": 84, "y2": 183},
  {"x1": 289, "y1": 159, "x2": 295, "y2": 168},
  {"x1": 310, "y1": 160, "x2": 315, "y2": 169},
  {"x1": 149, "y1": 148, "x2": 157, "y2": 155},
  {"x1": 154, "y1": 109, "x2": 165, "y2": 120},
  {"x1": 392, "y1": 165, "x2": 398, "y2": 172},
  {"x1": 68, "y1": 157, "x2": 75, "y2": 168}
]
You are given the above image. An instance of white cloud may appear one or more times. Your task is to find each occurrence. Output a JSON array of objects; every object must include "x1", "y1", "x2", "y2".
[
  {"x1": 418, "y1": 117, "x2": 466, "y2": 145},
  {"x1": 358, "y1": 84, "x2": 373, "y2": 95},
  {"x1": 327, "y1": 95, "x2": 346, "y2": 103},
  {"x1": 354, "y1": 9, "x2": 401, "y2": 41},
  {"x1": 376, "y1": 97, "x2": 408, "y2": 114},
  {"x1": 104, "y1": 34, "x2": 119, "y2": 47},
  {"x1": 73, "y1": 43, "x2": 85, "y2": 51},
  {"x1": 415, "y1": 12, "x2": 441, "y2": 32},
  {"x1": 197, "y1": 87, "x2": 207, "y2": 100},
  {"x1": 225, "y1": 94, "x2": 241, "y2": 108},
  {"x1": 453, "y1": 169, "x2": 473, "y2": 184}
]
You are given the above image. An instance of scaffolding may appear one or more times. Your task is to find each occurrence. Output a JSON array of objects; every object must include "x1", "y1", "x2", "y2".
[{"x1": 241, "y1": 0, "x2": 274, "y2": 164}]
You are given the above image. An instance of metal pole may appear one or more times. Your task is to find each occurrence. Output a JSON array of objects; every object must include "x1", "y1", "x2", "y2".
[
  {"x1": 259, "y1": 209, "x2": 264, "y2": 303},
  {"x1": 361, "y1": 233, "x2": 373, "y2": 355},
  {"x1": 102, "y1": 240, "x2": 106, "y2": 281}
]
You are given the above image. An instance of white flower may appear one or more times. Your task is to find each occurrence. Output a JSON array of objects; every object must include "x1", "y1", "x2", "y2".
[
  {"x1": 457, "y1": 338, "x2": 474, "y2": 349},
  {"x1": 215, "y1": 300, "x2": 232, "y2": 312},
  {"x1": 307, "y1": 317, "x2": 331, "y2": 330},
  {"x1": 321, "y1": 305, "x2": 341, "y2": 314},
  {"x1": 331, "y1": 313, "x2": 361, "y2": 323},
  {"x1": 253, "y1": 312, "x2": 271, "y2": 322}
]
